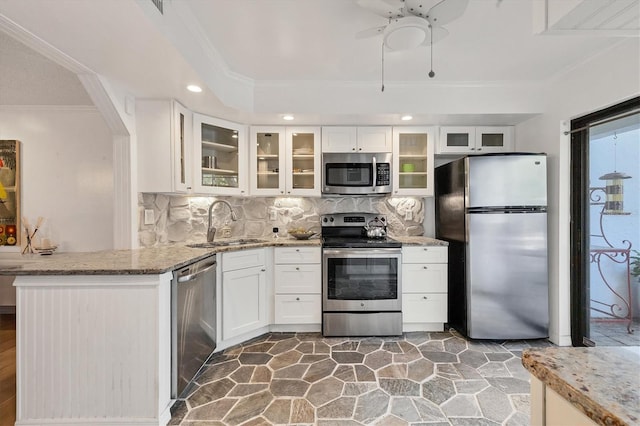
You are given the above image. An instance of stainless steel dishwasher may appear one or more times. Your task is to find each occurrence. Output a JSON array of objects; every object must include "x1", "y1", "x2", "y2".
[{"x1": 171, "y1": 255, "x2": 217, "y2": 398}]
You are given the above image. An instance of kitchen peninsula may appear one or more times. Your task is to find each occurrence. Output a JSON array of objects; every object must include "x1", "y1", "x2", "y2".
[
  {"x1": 1, "y1": 235, "x2": 445, "y2": 425},
  {"x1": 522, "y1": 346, "x2": 640, "y2": 426}
]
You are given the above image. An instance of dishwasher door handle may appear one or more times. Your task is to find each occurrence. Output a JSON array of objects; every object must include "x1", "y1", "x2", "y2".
[{"x1": 177, "y1": 261, "x2": 217, "y2": 283}]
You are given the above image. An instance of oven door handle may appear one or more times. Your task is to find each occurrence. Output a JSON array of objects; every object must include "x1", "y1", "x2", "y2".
[
  {"x1": 372, "y1": 156, "x2": 377, "y2": 189},
  {"x1": 322, "y1": 248, "x2": 402, "y2": 257}
]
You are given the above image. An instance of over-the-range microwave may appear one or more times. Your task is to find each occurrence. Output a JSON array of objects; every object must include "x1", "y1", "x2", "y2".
[{"x1": 322, "y1": 152, "x2": 392, "y2": 195}]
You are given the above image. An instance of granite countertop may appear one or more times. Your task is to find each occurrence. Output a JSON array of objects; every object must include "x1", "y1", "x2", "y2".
[
  {"x1": 0, "y1": 238, "x2": 321, "y2": 276},
  {"x1": 391, "y1": 236, "x2": 449, "y2": 246},
  {"x1": 522, "y1": 346, "x2": 640, "y2": 426},
  {"x1": 0, "y1": 235, "x2": 447, "y2": 276}
]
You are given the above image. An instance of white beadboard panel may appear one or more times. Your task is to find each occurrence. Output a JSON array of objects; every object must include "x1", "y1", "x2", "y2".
[{"x1": 15, "y1": 274, "x2": 171, "y2": 425}]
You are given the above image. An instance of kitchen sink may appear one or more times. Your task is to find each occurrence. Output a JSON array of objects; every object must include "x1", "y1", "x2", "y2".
[{"x1": 187, "y1": 239, "x2": 264, "y2": 249}]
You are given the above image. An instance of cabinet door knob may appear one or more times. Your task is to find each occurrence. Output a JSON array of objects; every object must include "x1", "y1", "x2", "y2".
[
  {"x1": 288, "y1": 191, "x2": 291, "y2": 194},
  {"x1": 280, "y1": 191, "x2": 284, "y2": 194},
  {"x1": 477, "y1": 148, "x2": 482, "y2": 151},
  {"x1": 423, "y1": 248, "x2": 429, "y2": 251},
  {"x1": 352, "y1": 148, "x2": 356, "y2": 151},
  {"x1": 261, "y1": 268, "x2": 266, "y2": 272},
  {"x1": 423, "y1": 296, "x2": 428, "y2": 300},
  {"x1": 296, "y1": 297, "x2": 300, "y2": 301},
  {"x1": 187, "y1": 186, "x2": 192, "y2": 190},
  {"x1": 295, "y1": 249, "x2": 300, "y2": 252},
  {"x1": 423, "y1": 266, "x2": 428, "y2": 269},
  {"x1": 358, "y1": 148, "x2": 362, "y2": 151},
  {"x1": 470, "y1": 147, "x2": 475, "y2": 150},
  {"x1": 296, "y1": 267, "x2": 300, "y2": 271}
]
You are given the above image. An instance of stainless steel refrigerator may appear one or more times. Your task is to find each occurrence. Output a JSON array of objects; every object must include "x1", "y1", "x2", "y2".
[{"x1": 435, "y1": 153, "x2": 549, "y2": 339}]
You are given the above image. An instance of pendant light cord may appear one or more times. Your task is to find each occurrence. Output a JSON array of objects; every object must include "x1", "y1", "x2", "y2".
[
  {"x1": 381, "y1": 41, "x2": 385, "y2": 92},
  {"x1": 428, "y1": 25, "x2": 435, "y2": 78}
]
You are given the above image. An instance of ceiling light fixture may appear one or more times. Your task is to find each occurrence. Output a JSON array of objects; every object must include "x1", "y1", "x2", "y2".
[
  {"x1": 186, "y1": 85, "x2": 202, "y2": 93},
  {"x1": 282, "y1": 115, "x2": 294, "y2": 121},
  {"x1": 401, "y1": 115, "x2": 413, "y2": 121}
]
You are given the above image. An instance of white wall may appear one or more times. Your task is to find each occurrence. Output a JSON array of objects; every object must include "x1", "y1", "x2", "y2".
[
  {"x1": 0, "y1": 106, "x2": 114, "y2": 252},
  {"x1": 516, "y1": 38, "x2": 640, "y2": 346}
]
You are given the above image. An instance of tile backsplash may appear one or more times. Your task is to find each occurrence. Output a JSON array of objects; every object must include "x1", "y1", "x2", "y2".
[{"x1": 138, "y1": 194, "x2": 426, "y2": 247}]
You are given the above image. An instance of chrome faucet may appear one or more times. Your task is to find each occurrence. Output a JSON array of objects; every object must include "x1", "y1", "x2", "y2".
[{"x1": 207, "y1": 200, "x2": 238, "y2": 242}]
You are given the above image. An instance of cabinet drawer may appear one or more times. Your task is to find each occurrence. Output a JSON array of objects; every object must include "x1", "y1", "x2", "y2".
[
  {"x1": 274, "y1": 247, "x2": 321, "y2": 264},
  {"x1": 274, "y1": 295, "x2": 321, "y2": 324},
  {"x1": 222, "y1": 248, "x2": 265, "y2": 272},
  {"x1": 402, "y1": 246, "x2": 447, "y2": 263},
  {"x1": 274, "y1": 264, "x2": 321, "y2": 294},
  {"x1": 402, "y1": 293, "x2": 447, "y2": 323},
  {"x1": 402, "y1": 263, "x2": 447, "y2": 293}
]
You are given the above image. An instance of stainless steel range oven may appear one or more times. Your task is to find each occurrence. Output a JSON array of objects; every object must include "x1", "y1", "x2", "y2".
[{"x1": 321, "y1": 213, "x2": 402, "y2": 336}]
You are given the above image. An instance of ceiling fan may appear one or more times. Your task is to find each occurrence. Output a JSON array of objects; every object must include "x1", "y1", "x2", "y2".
[{"x1": 356, "y1": 0, "x2": 469, "y2": 83}]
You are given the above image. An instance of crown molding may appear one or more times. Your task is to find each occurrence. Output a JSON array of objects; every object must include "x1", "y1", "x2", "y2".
[{"x1": 0, "y1": 13, "x2": 93, "y2": 74}]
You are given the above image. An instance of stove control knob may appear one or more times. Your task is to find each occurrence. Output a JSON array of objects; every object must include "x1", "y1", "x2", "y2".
[
  {"x1": 380, "y1": 217, "x2": 386, "y2": 222},
  {"x1": 323, "y1": 217, "x2": 328, "y2": 223},
  {"x1": 330, "y1": 217, "x2": 334, "y2": 222}
]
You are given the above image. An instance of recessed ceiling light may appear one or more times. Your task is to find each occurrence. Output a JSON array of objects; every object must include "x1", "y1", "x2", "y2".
[
  {"x1": 401, "y1": 115, "x2": 413, "y2": 121},
  {"x1": 282, "y1": 115, "x2": 294, "y2": 121},
  {"x1": 187, "y1": 85, "x2": 202, "y2": 93}
]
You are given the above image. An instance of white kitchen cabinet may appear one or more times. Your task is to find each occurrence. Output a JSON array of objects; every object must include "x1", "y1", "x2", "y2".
[
  {"x1": 392, "y1": 126, "x2": 436, "y2": 197},
  {"x1": 193, "y1": 113, "x2": 248, "y2": 195},
  {"x1": 221, "y1": 249, "x2": 267, "y2": 339},
  {"x1": 322, "y1": 126, "x2": 392, "y2": 153},
  {"x1": 273, "y1": 246, "x2": 321, "y2": 325},
  {"x1": 137, "y1": 99, "x2": 192, "y2": 193},
  {"x1": 402, "y1": 245, "x2": 448, "y2": 331},
  {"x1": 14, "y1": 273, "x2": 173, "y2": 425},
  {"x1": 250, "y1": 126, "x2": 321, "y2": 196},
  {"x1": 530, "y1": 376, "x2": 598, "y2": 426},
  {"x1": 438, "y1": 126, "x2": 514, "y2": 154}
]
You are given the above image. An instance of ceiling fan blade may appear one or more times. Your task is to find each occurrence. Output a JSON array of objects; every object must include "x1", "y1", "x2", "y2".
[
  {"x1": 356, "y1": 0, "x2": 405, "y2": 19},
  {"x1": 420, "y1": 26, "x2": 449, "y2": 46},
  {"x1": 426, "y1": 0, "x2": 470, "y2": 26},
  {"x1": 356, "y1": 25, "x2": 387, "y2": 39}
]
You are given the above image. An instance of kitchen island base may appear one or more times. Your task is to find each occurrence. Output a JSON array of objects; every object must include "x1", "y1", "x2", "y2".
[{"x1": 14, "y1": 274, "x2": 172, "y2": 426}]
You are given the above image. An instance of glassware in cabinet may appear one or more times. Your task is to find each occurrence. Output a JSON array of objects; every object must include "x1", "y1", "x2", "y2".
[
  {"x1": 392, "y1": 127, "x2": 435, "y2": 196},
  {"x1": 194, "y1": 114, "x2": 247, "y2": 195}
]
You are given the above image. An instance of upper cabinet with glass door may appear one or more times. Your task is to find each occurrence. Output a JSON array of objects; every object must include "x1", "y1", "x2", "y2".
[
  {"x1": 286, "y1": 127, "x2": 321, "y2": 196},
  {"x1": 438, "y1": 126, "x2": 514, "y2": 154},
  {"x1": 193, "y1": 114, "x2": 247, "y2": 196},
  {"x1": 250, "y1": 126, "x2": 321, "y2": 196},
  {"x1": 392, "y1": 127, "x2": 436, "y2": 196}
]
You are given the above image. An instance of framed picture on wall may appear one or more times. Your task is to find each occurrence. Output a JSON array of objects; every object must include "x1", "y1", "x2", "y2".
[{"x1": 0, "y1": 140, "x2": 20, "y2": 247}]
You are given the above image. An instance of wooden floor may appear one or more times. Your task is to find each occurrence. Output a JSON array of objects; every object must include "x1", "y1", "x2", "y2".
[{"x1": 0, "y1": 314, "x2": 16, "y2": 426}]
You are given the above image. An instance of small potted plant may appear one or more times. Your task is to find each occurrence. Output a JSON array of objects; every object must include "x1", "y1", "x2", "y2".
[{"x1": 631, "y1": 249, "x2": 640, "y2": 283}]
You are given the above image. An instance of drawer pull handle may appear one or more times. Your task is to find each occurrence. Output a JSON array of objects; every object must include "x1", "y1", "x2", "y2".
[
  {"x1": 296, "y1": 267, "x2": 300, "y2": 271},
  {"x1": 423, "y1": 296, "x2": 428, "y2": 300},
  {"x1": 296, "y1": 249, "x2": 300, "y2": 252},
  {"x1": 423, "y1": 266, "x2": 428, "y2": 270},
  {"x1": 296, "y1": 297, "x2": 300, "y2": 301},
  {"x1": 261, "y1": 268, "x2": 266, "y2": 272},
  {"x1": 423, "y1": 248, "x2": 429, "y2": 251}
]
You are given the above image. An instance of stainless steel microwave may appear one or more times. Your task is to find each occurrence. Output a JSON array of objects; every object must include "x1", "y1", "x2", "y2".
[{"x1": 322, "y1": 152, "x2": 392, "y2": 195}]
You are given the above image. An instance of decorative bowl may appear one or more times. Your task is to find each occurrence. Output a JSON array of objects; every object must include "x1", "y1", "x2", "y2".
[
  {"x1": 288, "y1": 231, "x2": 316, "y2": 240},
  {"x1": 34, "y1": 245, "x2": 57, "y2": 255}
]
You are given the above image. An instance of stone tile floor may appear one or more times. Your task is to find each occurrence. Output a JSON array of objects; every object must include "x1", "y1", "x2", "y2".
[
  {"x1": 170, "y1": 330, "x2": 554, "y2": 425},
  {"x1": 590, "y1": 318, "x2": 640, "y2": 346}
]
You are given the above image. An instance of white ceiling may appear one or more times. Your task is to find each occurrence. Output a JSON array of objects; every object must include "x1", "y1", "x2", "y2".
[{"x1": 0, "y1": 0, "x2": 637, "y2": 125}]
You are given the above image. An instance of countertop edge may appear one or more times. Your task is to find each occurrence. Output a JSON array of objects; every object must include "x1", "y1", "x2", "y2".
[{"x1": 522, "y1": 349, "x2": 634, "y2": 426}]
